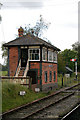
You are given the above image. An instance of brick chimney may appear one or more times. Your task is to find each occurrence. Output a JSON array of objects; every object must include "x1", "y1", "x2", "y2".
[{"x1": 18, "y1": 27, "x2": 24, "y2": 37}]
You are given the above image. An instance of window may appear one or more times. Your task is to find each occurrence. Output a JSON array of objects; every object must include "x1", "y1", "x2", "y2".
[
  {"x1": 45, "y1": 71, "x2": 47, "y2": 83},
  {"x1": 29, "y1": 49, "x2": 40, "y2": 60},
  {"x1": 42, "y1": 48, "x2": 47, "y2": 61},
  {"x1": 54, "y1": 71, "x2": 56, "y2": 81},
  {"x1": 48, "y1": 50, "x2": 53, "y2": 62},
  {"x1": 53, "y1": 52, "x2": 57, "y2": 62},
  {"x1": 49, "y1": 71, "x2": 52, "y2": 82}
]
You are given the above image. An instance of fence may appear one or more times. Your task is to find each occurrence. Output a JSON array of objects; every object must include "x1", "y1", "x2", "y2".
[{"x1": 1, "y1": 76, "x2": 32, "y2": 89}]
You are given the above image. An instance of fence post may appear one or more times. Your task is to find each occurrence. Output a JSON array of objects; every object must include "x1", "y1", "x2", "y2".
[{"x1": 62, "y1": 77, "x2": 63, "y2": 86}]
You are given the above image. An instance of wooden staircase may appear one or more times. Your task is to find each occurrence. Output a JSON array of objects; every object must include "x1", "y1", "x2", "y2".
[
  {"x1": 15, "y1": 59, "x2": 30, "y2": 85},
  {"x1": 18, "y1": 67, "x2": 25, "y2": 76}
]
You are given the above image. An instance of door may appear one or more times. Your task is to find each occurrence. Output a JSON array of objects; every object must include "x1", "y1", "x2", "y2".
[
  {"x1": 21, "y1": 49, "x2": 28, "y2": 67},
  {"x1": 27, "y1": 70, "x2": 37, "y2": 84}
]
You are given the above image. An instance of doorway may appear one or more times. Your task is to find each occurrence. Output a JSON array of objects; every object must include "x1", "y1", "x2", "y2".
[
  {"x1": 21, "y1": 49, "x2": 28, "y2": 67},
  {"x1": 27, "y1": 70, "x2": 37, "y2": 84}
]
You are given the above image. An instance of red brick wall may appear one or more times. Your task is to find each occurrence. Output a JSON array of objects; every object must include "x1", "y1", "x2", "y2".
[
  {"x1": 9, "y1": 47, "x2": 18, "y2": 76},
  {"x1": 42, "y1": 62, "x2": 57, "y2": 85},
  {"x1": 30, "y1": 62, "x2": 58, "y2": 86}
]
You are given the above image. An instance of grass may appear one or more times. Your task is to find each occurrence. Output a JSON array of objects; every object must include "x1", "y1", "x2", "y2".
[
  {"x1": 0, "y1": 71, "x2": 8, "y2": 76},
  {"x1": 2, "y1": 82, "x2": 49, "y2": 113},
  {"x1": 2, "y1": 73, "x2": 80, "y2": 113},
  {"x1": 58, "y1": 74, "x2": 79, "y2": 88}
]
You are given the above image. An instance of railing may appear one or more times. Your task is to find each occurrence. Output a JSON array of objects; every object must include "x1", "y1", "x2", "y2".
[
  {"x1": 1, "y1": 76, "x2": 32, "y2": 89},
  {"x1": 15, "y1": 59, "x2": 21, "y2": 77},
  {"x1": 23, "y1": 59, "x2": 29, "y2": 77}
]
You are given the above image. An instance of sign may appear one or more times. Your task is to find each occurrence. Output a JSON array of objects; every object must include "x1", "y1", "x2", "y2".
[
  {"x1": 70, "y1": 59, "x2": 77, "y2": 62},
  {"x1": 19, "y1": 91, "x2": 26, "y2": 96},
  {"x1": 35, "y1": 88, "x2": 40, "y2": 92},
  {"x1": 65, "y1": 74, "x2": 70, "y2": 78}
]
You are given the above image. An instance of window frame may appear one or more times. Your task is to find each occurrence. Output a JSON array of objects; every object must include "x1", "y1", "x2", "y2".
[{"x1": 28, "y1": 48, "x2": 40, "y2": 61}]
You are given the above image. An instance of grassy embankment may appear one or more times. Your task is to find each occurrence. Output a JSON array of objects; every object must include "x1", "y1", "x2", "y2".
[
  {"x1": 2, "y1": 82, "x2": 49, "y2": 113},
  {"x1": 2, "y1": 71, "x2": 79, "y2": 113}
]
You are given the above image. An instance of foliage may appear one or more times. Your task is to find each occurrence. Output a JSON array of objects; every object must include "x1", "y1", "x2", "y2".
[
  {"x1": 58, "y1": 49, "x2": 77, "y2": 73},
  {"x1": 61, "y1": 49, "x2": 77, "y2": 70},
  {"x1": 23, "y1": 15, "x2": 51, "y2": 37},
  {"x1": 1, "y1": 42, "x2": 8, "y2": 66},
  {"x1": 72, "y1": 41, "x2": 80, "y2": 72},
  {"x1": 72, "y1": 41, "x2": 79, "y2": 51},
  {"x1": 58, "y1": 73, "x2": 78, "y2": 88},
  {"x1": 0, "y1": 71, "x2": 8, "y2": 76},
  {"x1": 58, "y1": 52, "x2": 66, "y2": 74}
]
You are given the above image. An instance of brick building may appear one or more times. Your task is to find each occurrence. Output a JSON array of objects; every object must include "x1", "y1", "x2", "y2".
[{"x1": 4, "y1": 27, "x2": 60, "y2": 91}]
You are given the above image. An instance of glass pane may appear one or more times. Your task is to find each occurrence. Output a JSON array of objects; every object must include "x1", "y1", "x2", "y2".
[
  {"x1": 33, "y1": 50, "x2": 35, "y2": 53},
  {"x1": 30, "y1": 53, "x2": 32, "y2": 60},
  {"x1": 30, "y1": 50, "x2": 33, "y2": 53},
  {"x1": 45, "y1": 72, "x2": 47, "y2": 82},
  {"x1": 37, "y1": 49, "x2": 39, "y2": 53},
  {"x1": 32, "y1": 54, "x2": 34, "y2": 60},
  {"x1": 35, "y1": 54, "x2": 39, "y2": 60}
]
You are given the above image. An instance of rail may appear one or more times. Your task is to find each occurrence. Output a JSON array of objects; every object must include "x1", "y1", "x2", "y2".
[
  {"x1": 1, "y1": 76, "x2": 32, "y2": 88},
  {"x1": 15, "y1": 59, "x2": 21, "y2": 77},
  {"x1": 23, "y1": 59, "x2": 29, "y2": 77},
  {"x1": 2, "y1": 83, "x2": 80, "y2": 120}
]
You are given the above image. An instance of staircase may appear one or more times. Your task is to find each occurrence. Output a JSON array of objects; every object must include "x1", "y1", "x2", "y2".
[
  {"x1": 15, "y1": 59, "x2": 29, "y2": 77},
  {"x1": 15, "y1": 59, "x2": 29, "y2": 85},
  {"x1": 18, "y1": 67, "x2": 25, "y2": 76}
]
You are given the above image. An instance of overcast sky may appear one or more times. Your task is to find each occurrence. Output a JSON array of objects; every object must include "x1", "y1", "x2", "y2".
[{"x1": 0, "y1": 0, "x2": 79, "y2": 64}]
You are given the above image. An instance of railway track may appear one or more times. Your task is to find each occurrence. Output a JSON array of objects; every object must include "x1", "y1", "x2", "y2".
[
  {"x1": 2, "y1": 83, "x2": 80, "y2": 120},
  {"x1": 61, "y1": 103, "x2": 80, "y2": 120}
]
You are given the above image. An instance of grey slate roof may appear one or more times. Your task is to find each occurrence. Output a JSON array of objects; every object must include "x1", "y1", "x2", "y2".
[{"x1": 3, "y1": 34, "x2": 60, "y2": 51}]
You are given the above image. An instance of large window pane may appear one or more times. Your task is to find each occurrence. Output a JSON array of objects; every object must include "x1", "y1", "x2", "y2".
[
  {"x1": 29, "y1": 49, "x2": 40, "y2": 60},
  {"x1": 53, "y1": 52, "x2": 57, "y2": 61},
  {"x1": 49, "y1": 71, "x2": 52, "y2": 82},
  {"x1": 48, "y1": 50, "x2": 53, "y2": 61},
  {"x1": 45, "y1": 71, "x2": 47, "y2": 83},
  {"x1": 54, "y1": 71, "x2": 56, "y2": 81},
  {"x1": 42, "y1": 48, "x2": 47, "y2": 61}
]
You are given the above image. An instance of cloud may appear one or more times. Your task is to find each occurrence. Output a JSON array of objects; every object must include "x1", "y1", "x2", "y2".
[{"x1": 1, "y1": 1, "x2": 44, "y2": 9}]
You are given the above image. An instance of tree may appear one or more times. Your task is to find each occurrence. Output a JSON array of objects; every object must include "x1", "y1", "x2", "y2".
[
  {"x1": 58, "y1": 49, "x2": 77, "y2": 73},
  {"x1": 58, "y1": 52, "x2": 66, "y2": 74},
  {"x1": 72, "y1": 41, "x2": 79, "y2": 51},
  {"x1": 23, "y1": 15, "x2": 51, "y2": 37},
  {"x1": 62, "y1": 49, "x2": 77, "y2": 71},
  {"x1": 72, "y1": 41, "x2": 80, "y2": 72},
  {"x1": 1, "y1": 42, "x2": 8, "y2": 68},
  {"x1": 2, "y1": 15, "x2": 50, "y2": 67}
]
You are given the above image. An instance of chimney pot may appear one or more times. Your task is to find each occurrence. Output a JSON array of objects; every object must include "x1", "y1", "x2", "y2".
[{"x1": 18, "y1": 27, "x2": 24, "y2": 37}]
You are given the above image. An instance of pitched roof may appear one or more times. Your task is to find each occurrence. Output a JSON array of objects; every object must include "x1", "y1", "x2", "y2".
[{"x1": 3, "y1": 34, "x2": 60, "y2": 51}]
